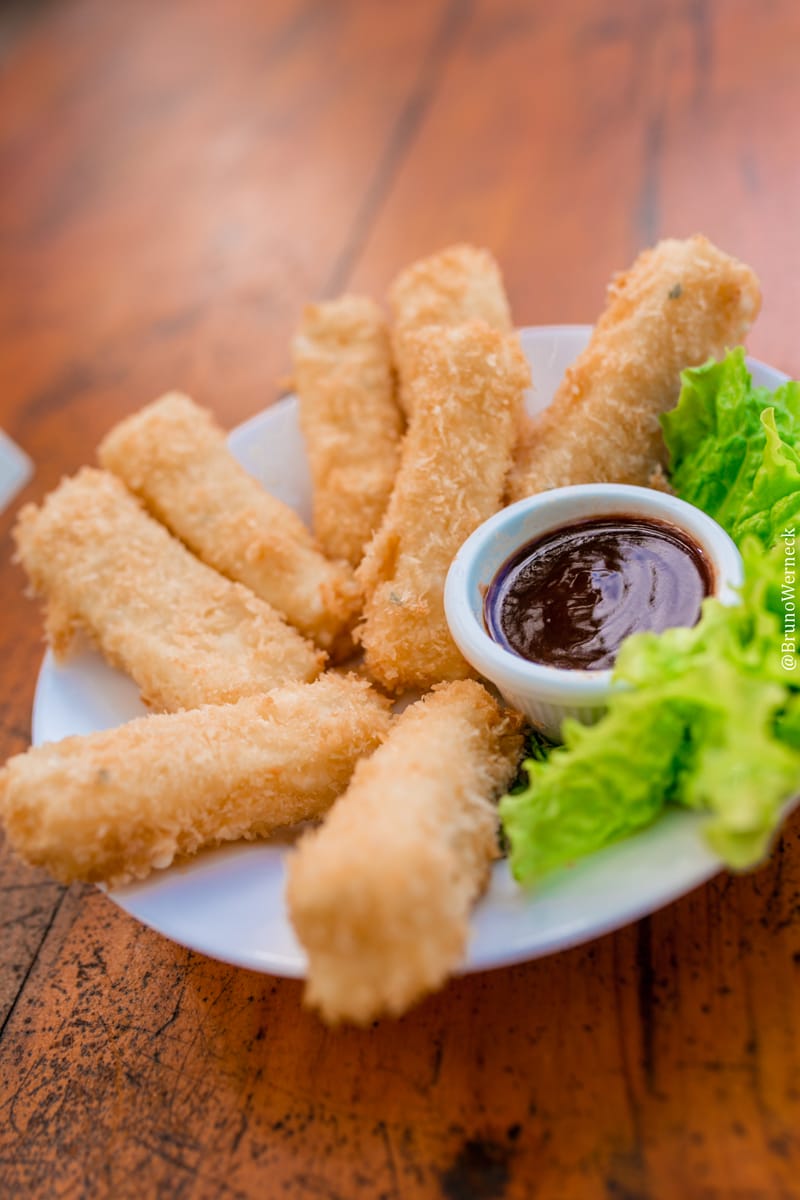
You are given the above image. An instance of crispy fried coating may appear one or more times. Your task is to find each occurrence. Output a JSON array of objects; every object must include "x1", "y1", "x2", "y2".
[
  {"x1": 390, "y1": 244, "x2": 513, "y2": 416},
  {"x1": 291, "y1": 296, "x2": 403, "y2": 567},
  {"x1": 288, "y1": 681, "x2": 523, "y2": 1024},
  {"x1": 14, "y1": 468, "x2": 323, "y2": 711},
  {"x1": 509, "y1": 235, "x2": 761, "y2": 500},
  {"x1": 98, "y1": 392, "x2": 359, "y2": 654},
  {"x1": 0, "y1": 675, "x2": 391, "y2": 888},
  {"x1": 356, "y1": 322, "x2": 530, "y2": 691}
]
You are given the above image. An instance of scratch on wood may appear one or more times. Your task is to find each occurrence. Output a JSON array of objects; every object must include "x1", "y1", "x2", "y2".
[
  {"x1": 321, "y1": 0, "x2": 472, "y2": 297},
  {"x1": 0, "y1": 887, "x2": 66, "y2": 1043},
  {"x1": 635, "y1": 112, "x2": 664, "y2": 245},
  {"x1": 635, "y1": 917, "x2": 656, "y2": 1089}
]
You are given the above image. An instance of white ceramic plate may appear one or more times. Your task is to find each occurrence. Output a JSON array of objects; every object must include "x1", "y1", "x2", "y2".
[{"x1": 31, "y1": 327, "x2": 790, "y2": 975}]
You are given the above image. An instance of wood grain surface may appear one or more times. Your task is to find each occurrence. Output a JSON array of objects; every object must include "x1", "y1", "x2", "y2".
[{"x1": 2, "y1": 0, "x2": 800, "y2": 1196}]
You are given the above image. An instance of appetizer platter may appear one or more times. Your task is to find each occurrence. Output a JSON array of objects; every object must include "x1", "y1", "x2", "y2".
[{"x1": 5, "y1": 238, "x2": 800, "y2": 1024}]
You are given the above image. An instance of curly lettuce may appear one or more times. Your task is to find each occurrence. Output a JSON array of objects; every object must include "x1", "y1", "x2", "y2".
[{"x1": 661, "y1": 348, "x2": 800, "y2": 546}]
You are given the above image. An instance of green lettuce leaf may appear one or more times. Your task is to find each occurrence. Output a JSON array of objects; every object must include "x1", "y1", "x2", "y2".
[
  {"x1": 661, "y1": 348, "x2": 800, "y2": 545},
  {"x1": 774, "y1": 693, "x2": 800, "y2": 751},
  {"x1": 677, "y1": 666, "x2": 798, "y2": 868},
  {"x1": 499, "y1": 697, "x2": 691, "y2": 882}
]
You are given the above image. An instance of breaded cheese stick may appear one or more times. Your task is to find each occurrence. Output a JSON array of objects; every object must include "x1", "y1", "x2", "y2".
[
  {"x1": 291, "y1": 296, "x2": 403, "y2": 566},
  {"x1": 509, "y1": 235, "x2": 761, "y2": 501},
  {"x1": 287, "y1": 681, "x2": 523, "y2": 1024},
  {"x1": 356, "y1": 321, "x2": 530, "y2": 691},
  {"x1": 14, "y1": 468, "x2": 323, "y2": 711},
  {"x1": 389, "y1": 244, "x2": 512, "y2": 415},
  {"x1": 98, "y1": 392, "x2": 360, "y2": 654},
  {"x1": 0, "y1": 675, "x2": 391, "y2": 888}
]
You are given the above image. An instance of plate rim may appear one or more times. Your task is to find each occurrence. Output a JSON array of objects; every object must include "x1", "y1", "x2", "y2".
[{"x1": 29, "y1": 325, "x2": 788, "y2": 976}]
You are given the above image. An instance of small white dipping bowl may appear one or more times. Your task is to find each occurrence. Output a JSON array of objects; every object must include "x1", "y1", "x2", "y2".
[{"x1": 444, "y1": 483, "x2": 744, "y2": 741}]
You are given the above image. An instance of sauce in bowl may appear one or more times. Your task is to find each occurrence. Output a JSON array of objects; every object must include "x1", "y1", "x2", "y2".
[{"x1": 484, "y1": 515, "x2": 713, "y2": 671}]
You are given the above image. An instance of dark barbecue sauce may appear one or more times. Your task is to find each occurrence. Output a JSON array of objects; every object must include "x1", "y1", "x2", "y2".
[{"x1": 484, "y1": 516, "x2": 714, "y2": 672}]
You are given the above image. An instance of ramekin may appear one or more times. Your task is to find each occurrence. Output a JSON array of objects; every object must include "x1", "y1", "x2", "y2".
[{"x1": 444, "y1": 483, "x2": 744, "y2": 741}]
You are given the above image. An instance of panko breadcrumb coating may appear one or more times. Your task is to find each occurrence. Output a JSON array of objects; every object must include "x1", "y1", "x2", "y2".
[
  {"x1": 291, "y1": 296, "x2": 403, "y2": 567},
  {"x1": 356, "y1": 321, "x2": 530, "y2": 691},
  {"x1": 98, "y1": 392, "x2": 360, "y2": 656},
  {"x1": 287, "y1": 680, "x2": 523, "y2": 1024},
  {"x1": 509, "y1": 235, "x2": 761, "y2": 500},
  {"x1": 389, "y1": 243, "x2": 513, "y2": 415},
  {"x1": 14, "y1": 468, "x2": 323, "y2": 711},
  {"x1": 0, "y1": 675, "x2": 392, "y2": 888}
]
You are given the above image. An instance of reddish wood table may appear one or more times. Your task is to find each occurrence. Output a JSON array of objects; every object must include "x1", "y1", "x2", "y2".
[{"x1": 2, "y1": 1, "x2": 800, "y2": 1195}]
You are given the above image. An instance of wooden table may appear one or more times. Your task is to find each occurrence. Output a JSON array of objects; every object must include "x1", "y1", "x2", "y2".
[{"x1": 2, "y1": 1, "x2": 800, "y2": 1195}]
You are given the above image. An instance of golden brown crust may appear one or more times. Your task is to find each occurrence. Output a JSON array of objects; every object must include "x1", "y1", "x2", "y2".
[
  {"x1": 13, "y1": 468, "x2": 323, "y2": 711},
  {"x1": 0, "y1": 675, "x2": 391, "y2": 887},
  {"x1": 292, "y1": 295, "x2": 403, "y2": 568},
  {"x1": 390, "y1": 243, "x2": 511, "y2": 335},
  {"x1": 98, "y1": 392, "x2": 360, "y2": 653},
  {"x1": 647, "y1": 463, "x2": 675, "y2": 495},
  {"x1": 389, "y1": 244, "x2": 512, "y2": 416},
  {"x1": 355, "y1": 321, "x2": 530, "y2": 691},
  {"x1": 509, "y1": 235, "x2": 761, "y2": 500},
  {"x1": 287, "y1": 680, "x2": 523, "y2": 1024}
]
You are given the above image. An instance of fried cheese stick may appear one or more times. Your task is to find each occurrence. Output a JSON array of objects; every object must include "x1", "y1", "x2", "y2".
[
  {"x1": 98, "y1": 392, "x2": 360, "y2": 654},
  {"x1": 0, "y1": 675, "x2": 391, "y2": 887},
  {"x1": 14, "y1": 468, "x2": 323, "y2": 711},
  {"x1": 356, "y1": 321, "x2": 530, "y2": 691},
  {"x1": 389, "y1": 244, "x2": 513, "y2": 415},
  {"x1": 287, "y1": 681, "x2": 523, "y2": 1024},
  {"x1": 509, "y1": 235, "x2": 762, "y2": 501},
  {"x1": 291, "y1": 296, "x2": 403, "y2": 567}
]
